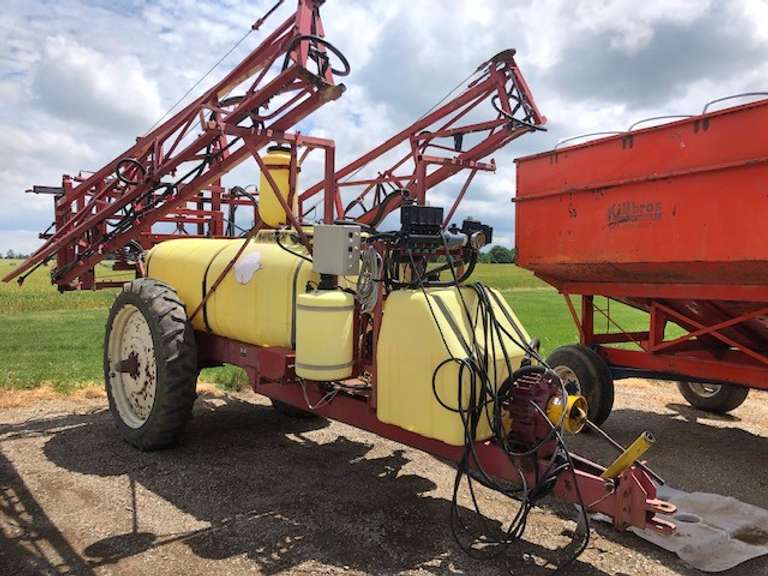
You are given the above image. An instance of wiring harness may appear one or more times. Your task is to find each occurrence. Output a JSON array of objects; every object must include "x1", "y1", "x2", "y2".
[{"x1": 397, "y1": 236, "x2": 591, "y2": 569}]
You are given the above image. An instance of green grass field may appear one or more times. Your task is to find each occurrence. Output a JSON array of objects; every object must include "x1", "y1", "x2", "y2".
[{"x1": 0, "y1": 259, "x2": 651, "y2": 392}]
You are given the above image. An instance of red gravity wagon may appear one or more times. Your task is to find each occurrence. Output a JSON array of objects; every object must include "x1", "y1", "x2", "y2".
[{"x1": 515, "y1": 97, "x2": 768, "y2": 424}]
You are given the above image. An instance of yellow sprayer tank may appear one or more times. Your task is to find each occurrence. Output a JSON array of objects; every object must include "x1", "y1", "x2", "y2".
[
  {"x1": 258, "y1": 145, "x2": 298, "y2": 228},
  {"x1": 146, "y1": 231, "x2": 318, "y2": 347},
  {"x1": 376, "y1": 287, "x2": 529, "y2": 446},
  {"x1": 143, "y1": 238, "x2": 234, "y2": 332},
  {"x1": 295, "y1": 290, "x2": 354, "y2": 380}
]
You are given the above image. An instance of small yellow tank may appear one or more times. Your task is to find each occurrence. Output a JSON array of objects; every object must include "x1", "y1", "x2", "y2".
[
  {"x1": 258, "y1": 145, "x2": 298, "y2": 228},
  {"x1": 295, "y1": 290, "x2": 355, "y2": 381}
]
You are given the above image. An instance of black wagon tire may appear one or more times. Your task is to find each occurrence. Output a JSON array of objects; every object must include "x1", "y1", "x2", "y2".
[
  {"x1": 271, "y1": 399, "x2": 319, "y2": 419},
  {"x1": 547, "y1": 344, "x2": 615, "y2": 426},
  {"x1": 104, "y1": 279, "x2": 198, "y2": 450},
  {"x1": 677, "y1": 381, "x2": 749, "y2": 414}
]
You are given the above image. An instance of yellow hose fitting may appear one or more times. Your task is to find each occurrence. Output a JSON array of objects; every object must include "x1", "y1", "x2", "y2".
[
  {"x1": 547, "y1": 394, "x2": 589, "y2": 434},
  {"x1": 601, "y1": 431, "x2": 656, "y2": 479}
]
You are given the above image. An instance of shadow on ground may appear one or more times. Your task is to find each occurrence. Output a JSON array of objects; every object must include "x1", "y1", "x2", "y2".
[
  {"x1": 1, "y1": 392, "x2": 767, "y2": 575},
  {"x1": 561, "y1": 400, "x2": 768, "y2": 576},
  {"x1": 0, "y1": 449, "x2": 97, "y2": 575},
  {"x1": 570, "y1": 403, "x2": 768, "y2": 509},
  {"x1": 0, "y1": 395, "x2": 607, "y2": 575}
]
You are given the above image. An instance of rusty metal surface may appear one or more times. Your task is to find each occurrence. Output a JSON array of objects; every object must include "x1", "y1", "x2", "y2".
[{"x1": 3, "y1": 0, "x2": 346, "y2": 291}]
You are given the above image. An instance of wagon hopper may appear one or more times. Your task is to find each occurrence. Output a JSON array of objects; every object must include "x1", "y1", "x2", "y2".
[{"x1": 516, "y1": 97, "x2": 768, "y2": 421}]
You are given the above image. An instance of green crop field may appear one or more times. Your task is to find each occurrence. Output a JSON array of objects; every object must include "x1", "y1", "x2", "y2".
[{"x1": 0, "y1": 259, "x2": 651, "y2": 393}]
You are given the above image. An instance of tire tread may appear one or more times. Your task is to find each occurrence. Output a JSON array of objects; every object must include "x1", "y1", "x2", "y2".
[
  {"x1": 677, "y1": 382, "x2": 749, "y2": 414},
  {"x1": 105, "y1": 278, "x2": 198, "y2": 451}
]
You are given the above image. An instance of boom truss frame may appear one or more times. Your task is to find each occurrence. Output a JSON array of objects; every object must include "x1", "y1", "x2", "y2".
[
  {"x1": 5, "y1": 0, "x2": 348, "y2": 290},
  {"x1": 300, "y1": 49, "x2": 545, "y2": 227}
]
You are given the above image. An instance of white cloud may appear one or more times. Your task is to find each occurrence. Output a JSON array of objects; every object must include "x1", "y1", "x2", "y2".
[
  {"x1": 0, "y1": 125, "x2": 96, "y2": 165},
  {"x1": 0, "y1": 81, "x2": 23, "y2": 105},
  {"x1": 0, "y1": 125, "x2": 100, "y2": 228},
  {"x1": 32, "y1": 36, "x2": 164, "y2": 133},
  {"x1": 569, "y1": 0, "x2": 712, "y2": 54},
  {"x1": 742, "y1": 0, "x2": 768, "y2": 42}
]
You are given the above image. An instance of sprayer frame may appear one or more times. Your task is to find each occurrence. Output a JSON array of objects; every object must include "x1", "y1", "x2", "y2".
[
  {"x1": 162, "y1": 43, "x2": 675, "y2": 538},
  {"x1": 191, "y1": 228, "x2": 674, "y2": 535},
  {"x1": 4, "y1": 0, "x2": 676, "y2": 541},
  {"x1": 195, "y1": 326, "x2": 675, "y2": 534}
]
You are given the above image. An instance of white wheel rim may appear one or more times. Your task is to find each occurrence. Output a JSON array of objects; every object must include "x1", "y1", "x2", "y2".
[
  {"x1": 554, "y1": 365, "x2": 582, "y2": 395},
  {"x1": 107, "y1": 304, "x2": 157, "y2": 429},
  {"x1": 687, "y1": 382, "x2": 722, "y2": 399}
]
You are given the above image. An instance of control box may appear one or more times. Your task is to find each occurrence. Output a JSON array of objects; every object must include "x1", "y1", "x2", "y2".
[
  {"x1": 400, "y1": 205, "x2": 443, "y2": 235},
  {"x1": 312, "y1": 224, "x2": 361, "y2": 276}
]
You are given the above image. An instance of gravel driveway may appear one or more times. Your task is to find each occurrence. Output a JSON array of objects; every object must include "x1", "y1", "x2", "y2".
[{"x1": 2, "y1": 379, "x2": 767, "y2": 576}]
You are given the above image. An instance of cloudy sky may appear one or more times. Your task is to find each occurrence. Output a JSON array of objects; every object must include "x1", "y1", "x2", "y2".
[{"x1": 1, "y1": 0, "x2": 767, "y2": 254}]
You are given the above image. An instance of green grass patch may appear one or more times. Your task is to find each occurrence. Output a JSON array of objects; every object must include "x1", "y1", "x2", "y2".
[
  {"x1": 202, "y1": 365, "x2": 251, "y2": 391},
  {"x1": 0, "y1": 260, "x2": 130, "y2": 313},
  {"x1": 0, "y1": 260, "x2": 656, "y2": 392},
  {"x1": 1, "y1": 309, "x2": 108, "y2": 391},
  {"x1": 470, "y1": 263, "x2": 548, "y2": 291}
]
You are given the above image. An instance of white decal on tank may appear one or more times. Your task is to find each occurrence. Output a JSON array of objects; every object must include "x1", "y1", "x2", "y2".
[{"x1": 233, "y1": 252, "x2": 263, "y2": 285}]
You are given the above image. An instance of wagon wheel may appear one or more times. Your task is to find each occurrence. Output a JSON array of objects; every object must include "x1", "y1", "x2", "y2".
[
  {"x1": 547, "y1": 344, "x2": 615, "y2": 426},
  {"x1": 677, "y1": 382, "x2": 749, "y2": 414},
  {"x1": 104, "y1": 279, "x2": 198, "y2": 450}
]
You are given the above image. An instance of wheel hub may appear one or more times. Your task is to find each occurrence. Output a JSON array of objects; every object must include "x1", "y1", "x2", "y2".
[
  {"x1": 687, "y1": 382, "x2": 722, "y2": 399},
  {"x1": 117, "y1": 351, "x2": 141, "y2": 379},
  {"x1": 553, "y1": 365, "x2": 582, "y2": 396},
  {"x1": 108, "y1": 304, "x2": 157, "y2": 428}
]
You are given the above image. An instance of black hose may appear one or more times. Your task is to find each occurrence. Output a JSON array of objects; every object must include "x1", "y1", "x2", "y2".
[
  {"x1": 275, "y1": 231, "x2": 312, "y2": 263},
  {"x1": 281, "y1": 34, "x2": 351, "y2": 77},
  {"x1": 398, "y1": 240, "x2": 588, "y2": 566},
  {"x1": 357, "y1": 189, "x2": 410, "y2": 228}
]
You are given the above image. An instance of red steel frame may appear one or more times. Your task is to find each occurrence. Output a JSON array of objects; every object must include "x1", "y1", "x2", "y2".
[
  {"x1": 300, "y1": 49, "x2": 546, "y2": 227},
  {"x1": 31, "y1": 182, "x2": 261, "y2": 289},
  {"x1": 558, "y1": 288, "x2": 768, "y2": 390},
  {"x1": 4, "y1": 0, "x2": 346, "y2": 291},
  {"x1": 3, "y1": 5, "x2": 675, "y2": 539}
]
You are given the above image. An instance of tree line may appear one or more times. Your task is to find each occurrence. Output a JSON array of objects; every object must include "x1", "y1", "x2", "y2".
[{"x1": 478, "y1": 245, "x2": 516, "y2": 264}]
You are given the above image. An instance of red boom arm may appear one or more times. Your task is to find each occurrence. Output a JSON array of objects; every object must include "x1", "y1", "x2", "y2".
[
  {"x1": 4, "y1": 0, "x2": 348, "y2": 290},
  {"x1": 300, "y1": 49, "x2": 546, "y2": 228}
]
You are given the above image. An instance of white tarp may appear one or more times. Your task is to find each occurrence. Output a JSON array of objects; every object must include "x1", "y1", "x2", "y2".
[{"x1": 600, "y1": 485, "x2": 768, "y2": 572}]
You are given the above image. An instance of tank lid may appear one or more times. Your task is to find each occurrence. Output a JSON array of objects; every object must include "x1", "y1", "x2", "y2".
[{"x1": 267, "y1": 144, "x2": 291, "y2": 153}]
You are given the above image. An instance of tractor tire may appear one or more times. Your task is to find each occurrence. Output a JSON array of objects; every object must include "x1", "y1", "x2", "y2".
[
  {"x1": 547, "y1": 344, "x2": 615, "y2": 426},
  {"x1": 677, "y1": 382, "x2": 749, "y2": 414},
  {"x1": 104, "y1": 279, "x2": 198, "y2": 451},
  {"x1": 271, "y1": 399, "x2": 319, "y2": 419}
]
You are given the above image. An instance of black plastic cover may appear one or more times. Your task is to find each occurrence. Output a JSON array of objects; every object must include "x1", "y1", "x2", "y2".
[{"x1": 400, "y1": 205, "x2": 444, "y2": 235}]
